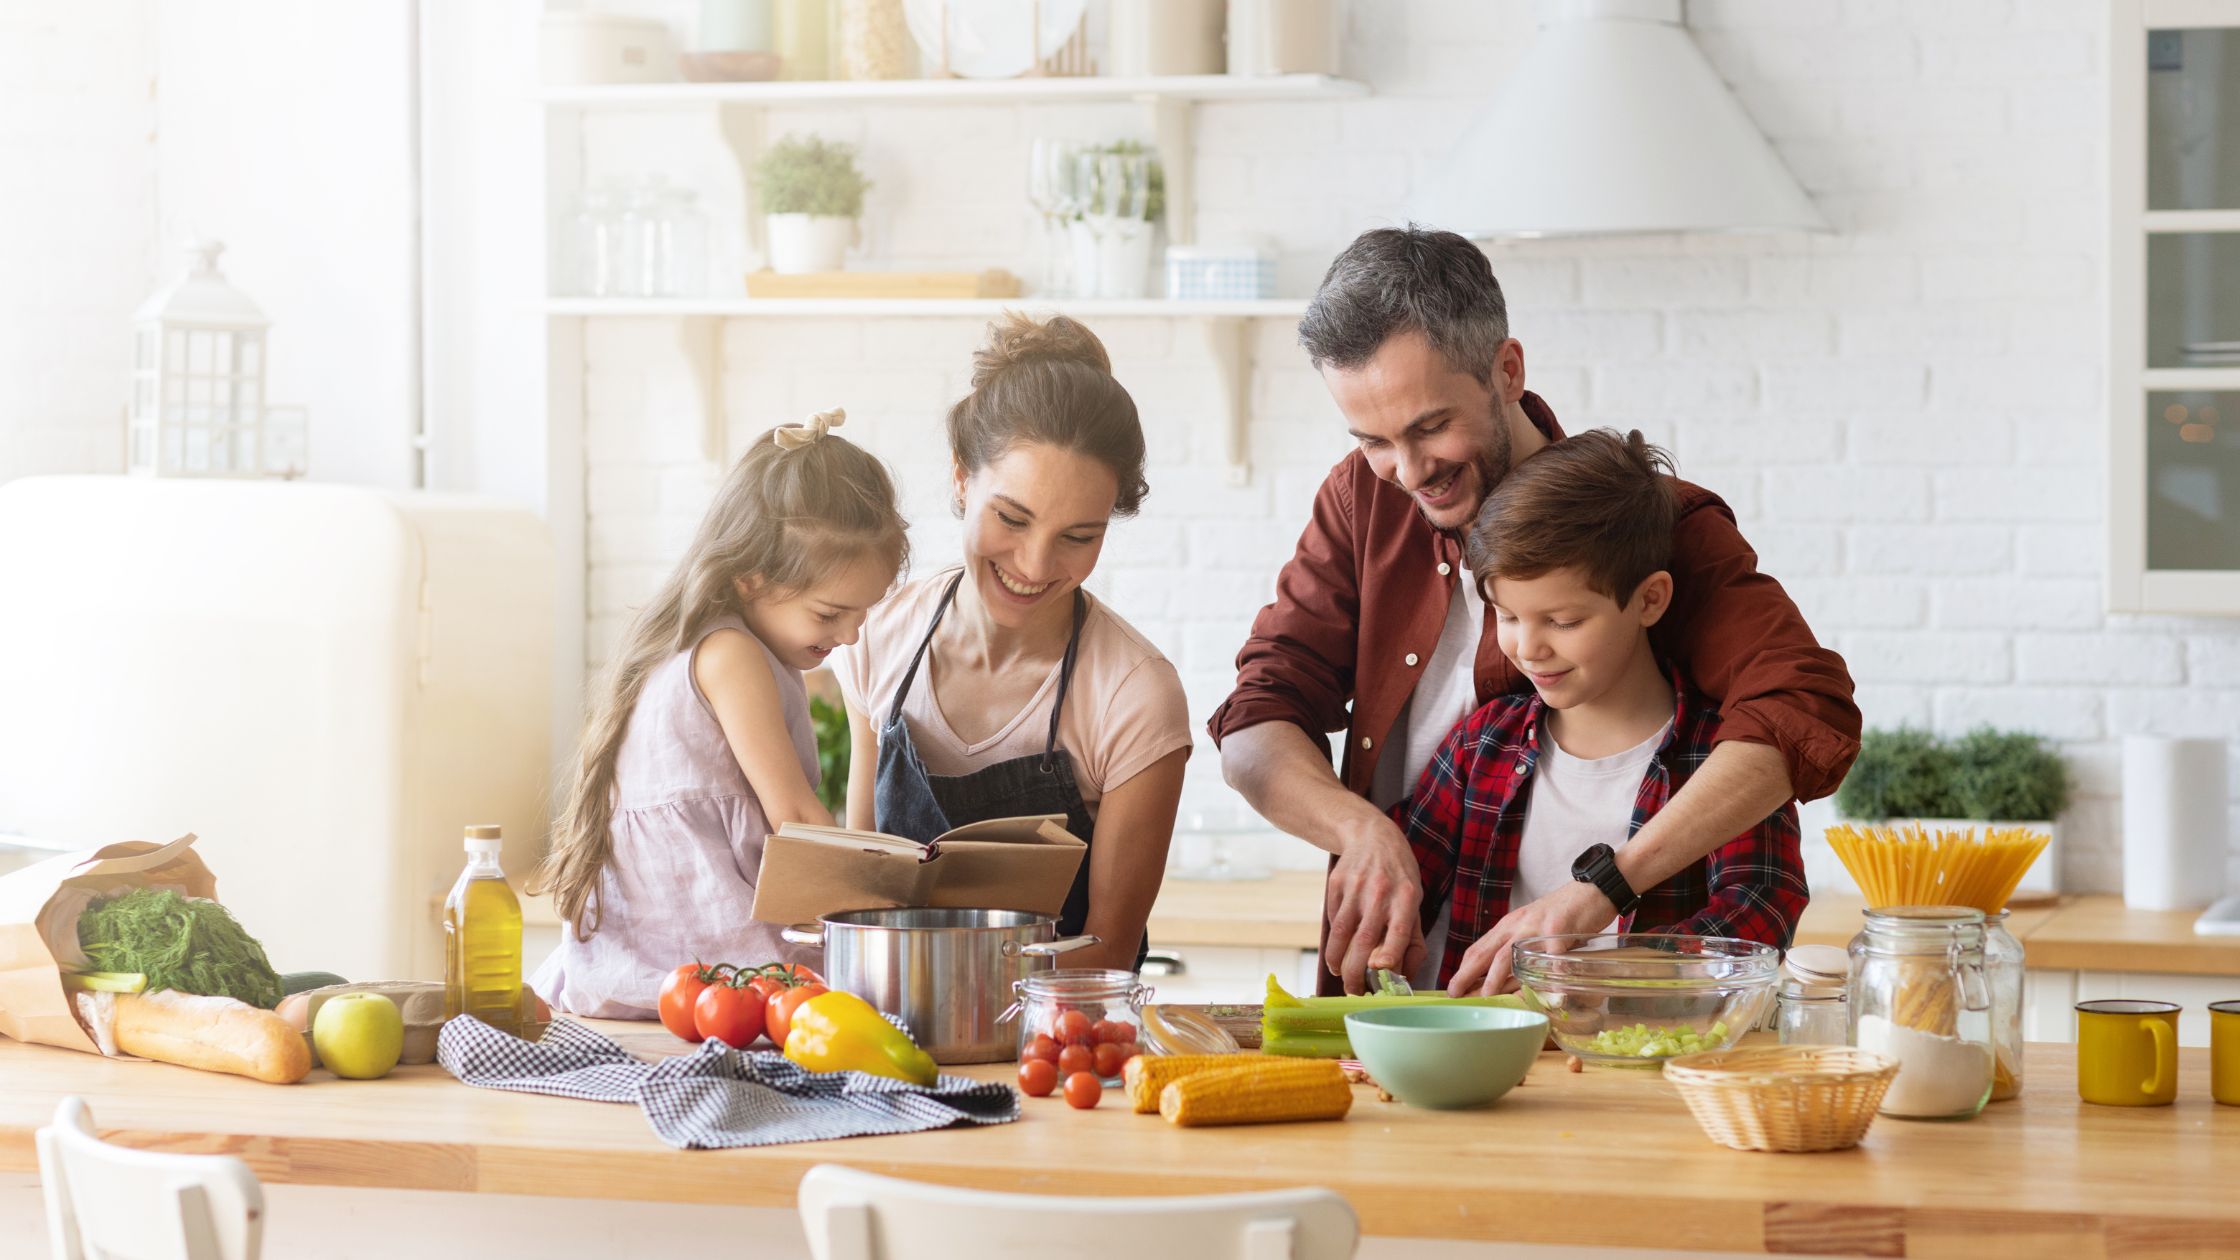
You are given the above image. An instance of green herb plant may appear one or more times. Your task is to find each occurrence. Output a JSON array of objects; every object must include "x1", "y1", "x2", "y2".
[
  {"x1": 1070, "y1": 139, "x2": 1165, "y2": 224},
  {"x1": 1835, "y1": 726, "x2": 2072, "y2": 822},
  {"x1": 752, "y1": 135, "x2": 870, "y2": 218},
  {"x1": 810, "y1": 694, "x2": 850, "y2": 816}
]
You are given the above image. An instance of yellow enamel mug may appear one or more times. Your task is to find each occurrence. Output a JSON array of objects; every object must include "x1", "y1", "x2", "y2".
[
  {"x1": 2213, "y1": 1001, "x2": 2240, "y2": 1107},
  {"x1": 2076, "y1": 1000, "x2": 2179, "y2": 1106}
]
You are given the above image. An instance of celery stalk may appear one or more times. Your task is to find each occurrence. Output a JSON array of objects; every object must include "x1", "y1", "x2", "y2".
[
  {"x1": 1259, "y1": 974, "x2": 1530, "y2": 1056},
  {"x1": 1262, "y1": 1031, "x2": 1353, "y2": 1058},
  {"x1": 63, "y1": 972, "x2": 148, "y2": 994}
]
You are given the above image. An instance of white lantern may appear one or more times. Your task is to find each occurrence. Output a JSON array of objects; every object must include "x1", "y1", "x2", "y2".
[{"x1": 127, "y1": 241, "x2": 291, "y2": 477}]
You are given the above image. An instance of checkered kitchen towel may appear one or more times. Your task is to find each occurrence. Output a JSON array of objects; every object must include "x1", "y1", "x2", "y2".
[{"x1": 438, "y1": 1017, "x2": 1019, "y2": 1149}]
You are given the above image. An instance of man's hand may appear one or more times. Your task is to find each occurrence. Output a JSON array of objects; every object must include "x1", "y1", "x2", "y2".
[
  {"x1": 1321, "y1": 816, "x2": 1426, "y2": 994},
  {"x1": 1444, "y1": 880, "x2": 1616, "y2": 997}
]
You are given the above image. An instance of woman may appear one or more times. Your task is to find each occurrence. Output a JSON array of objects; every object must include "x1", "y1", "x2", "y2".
[{"x1": 833, "y1": 313, "x2": 1190, "y2": 972}]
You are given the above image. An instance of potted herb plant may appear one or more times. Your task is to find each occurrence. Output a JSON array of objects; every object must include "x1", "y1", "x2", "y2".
[
  {"x1": 1064, "y1": 140, "x2": 1163, "y2": 299},
  {"x1": 1834, "y1": 726, "x2": 2073, "y2": 897},
  {"x1": 752, "y1": 135, "x2": 870, "y2": 274}
]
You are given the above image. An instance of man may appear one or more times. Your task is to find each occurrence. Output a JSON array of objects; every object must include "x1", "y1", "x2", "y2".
[{"x1": 1209, "y1": 226, "x2": 1858, "y2": 994}]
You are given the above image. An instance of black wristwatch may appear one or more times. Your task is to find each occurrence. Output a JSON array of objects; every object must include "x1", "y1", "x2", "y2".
[{"x1": 1571, "y1": 843, "x2": 1641, "y2": 916}]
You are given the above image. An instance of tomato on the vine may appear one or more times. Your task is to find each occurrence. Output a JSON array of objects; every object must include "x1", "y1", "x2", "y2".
[
  {"x1": 694, "y1": 979, "x2": 765, "y2": 1049},
  {"x1": 658, "y1": 963, "x2": 719, "y2": 1042},
  {"x1": 766, "y1": 981, "x2": 828, "y2": 1049}
]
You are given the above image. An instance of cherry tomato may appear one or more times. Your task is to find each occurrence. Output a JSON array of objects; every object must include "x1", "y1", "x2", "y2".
[
  {"x1": 1022, "y1": 1034, "x2": 1061, "y2": 1065},
  {"x1": 766, "y1": 981, "x2": 828, "y2": 1049},
  {"x1": 693, "y1": 980, "x2": 764, "y2": 1049},
  {"x1": 1091, "y1": 1019, "x2": 1132, "y2": 1045},
  {"x1": 1091, "y1": 1041, "x2": 1129, "y2": 1078},
  {"x1": 1017, "y1": 1058, "x2": 1058, "y2": 1097},
  {"x1": 658, "y1": 963, "x2": 715, "y2": 1042},
  {"x1": 1062, "y1": 1071, "x2": 1102, "y2": 1109},
  {"x1": 1054, "y1": 1009, "x2": 1095, "y2": 1046},
  {"x1": 1057, "y1": 1043, "x2": 1094, "y2": 1077}
]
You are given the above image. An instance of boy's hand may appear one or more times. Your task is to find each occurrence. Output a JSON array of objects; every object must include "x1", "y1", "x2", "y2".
[
  {"x1": 1444, "y1": 881, "x2": 1616, "y2": 997},
  {"x1": 1321, "y1": 819, "x2": 1426, "y2": 994}
]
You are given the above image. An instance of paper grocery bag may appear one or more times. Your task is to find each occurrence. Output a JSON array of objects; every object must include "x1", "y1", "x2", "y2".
[{"x1": 0, "y1": 833, "x2": 214, "y2": 1055}]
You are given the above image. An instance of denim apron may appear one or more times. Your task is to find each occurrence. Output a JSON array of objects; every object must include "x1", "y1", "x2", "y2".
[{"x1": 871, "y1": 573, "x2": 1147, "y2": 968}]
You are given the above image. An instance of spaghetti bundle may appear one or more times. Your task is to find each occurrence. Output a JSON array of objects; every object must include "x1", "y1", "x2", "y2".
[{"x1": 1824, "y1": 822, "x2": 2050, "y2": 913}]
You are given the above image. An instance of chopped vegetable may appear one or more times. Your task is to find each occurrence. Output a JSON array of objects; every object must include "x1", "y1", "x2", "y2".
[
  {"x1": 1259, "y1": 975, "x2": 1528, "y2": 1057},
  {"x1": 77, "y1": 888, "x2": 284, "y2": 1009},
  {"x1": 1583, "y1": 1021, "x2": 1731, "y2": 1059}
]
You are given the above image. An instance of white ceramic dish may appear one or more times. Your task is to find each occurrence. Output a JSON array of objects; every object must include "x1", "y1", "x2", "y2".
[{"x1": 904, "y1": 0, "x2": 1086, "y2": 79}]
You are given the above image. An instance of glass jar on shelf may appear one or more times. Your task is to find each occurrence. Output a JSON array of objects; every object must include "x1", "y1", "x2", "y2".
[
  {"x1": 1775, "y1": 943, "x2": 1850, "y2": 1046},
  {"x1": 1848, "y1": 906, "x2": 1994, "y2": 1121},
  {"x1": 836, "y1": 0, "x2": 909, "y2": 79},
  {"x1": 1984, "y1": 909, "x2": 2025, "y2": 1101},
  {"x1": 655, "y1": 185, "x2": 710, "y2": 298},
  {"x1": 773, "y1": 0, "x2": 832, "y2": 79},
  {"x1": 569, "y1": 181, "x2": 627, "y2": 297},
  {"x1": 1008, "y1": 969, "x2": 1151, "y2": 1084}
]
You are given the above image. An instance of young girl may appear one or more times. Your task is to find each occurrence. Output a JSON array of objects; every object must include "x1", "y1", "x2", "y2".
[{"x1": 531, "y1": 410, "x2": 907, "y2": 1019}]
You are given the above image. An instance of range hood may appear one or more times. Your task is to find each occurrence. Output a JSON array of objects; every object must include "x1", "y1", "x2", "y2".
[{"x1": 1413, "y1": 0, "x2": 1827, "y2": 239}]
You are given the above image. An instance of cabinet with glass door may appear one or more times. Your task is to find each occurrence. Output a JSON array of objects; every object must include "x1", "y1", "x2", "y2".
[{"x1": 2111, "y1": 2, "x2": 2240, "y2": 613}]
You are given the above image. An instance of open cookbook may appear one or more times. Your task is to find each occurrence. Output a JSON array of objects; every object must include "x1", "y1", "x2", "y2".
[{"x1": 747, "y1": 814, "x2": 1087, "y2": 924}]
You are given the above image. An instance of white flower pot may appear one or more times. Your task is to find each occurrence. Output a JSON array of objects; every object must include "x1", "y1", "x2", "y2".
[
  {"x1": 765, "y1": 213, "x2": 854, "y2": 274},
  {"x1": 1065, "y1": 216, "x2": 1155, "y2": 299}
]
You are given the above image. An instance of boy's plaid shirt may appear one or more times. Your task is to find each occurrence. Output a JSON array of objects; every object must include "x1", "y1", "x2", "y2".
[{"x1": 1392, "y1": 669, "x2": 1808, "y2": 989}]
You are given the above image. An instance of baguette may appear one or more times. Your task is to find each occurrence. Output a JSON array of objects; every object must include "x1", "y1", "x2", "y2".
[{"x1": 113, "y1": 990, "x2": 311, "y2": 1084}]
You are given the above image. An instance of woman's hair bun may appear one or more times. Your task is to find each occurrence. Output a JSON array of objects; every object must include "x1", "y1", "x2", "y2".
[{"x1": 970, "y1": 311, "x2": 1111, "y2": 389}]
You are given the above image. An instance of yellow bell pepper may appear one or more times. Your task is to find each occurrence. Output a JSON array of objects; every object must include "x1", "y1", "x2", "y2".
[{"x1": 781, "y1": 990, "x2": 939, "y2": 1086}]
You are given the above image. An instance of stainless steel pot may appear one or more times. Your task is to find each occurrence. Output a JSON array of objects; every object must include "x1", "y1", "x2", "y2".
[{"x1": 781, "y1": 907, "x2": 1099, "y2": 1064}]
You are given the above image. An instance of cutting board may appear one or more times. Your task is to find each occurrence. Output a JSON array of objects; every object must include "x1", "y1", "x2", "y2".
[{"x1": 744, "y1": 268, "x2": 1022, "y2": 299}]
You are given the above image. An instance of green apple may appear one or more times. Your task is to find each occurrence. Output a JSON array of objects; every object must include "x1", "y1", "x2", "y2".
[{"x1": 313, "y1": 992, "x2": 404, "y2": 1080}]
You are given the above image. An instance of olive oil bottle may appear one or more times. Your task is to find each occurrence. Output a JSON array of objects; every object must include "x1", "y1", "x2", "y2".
[{"x1": 443, "y1": 824, "x2": 522, "y2": 1035}]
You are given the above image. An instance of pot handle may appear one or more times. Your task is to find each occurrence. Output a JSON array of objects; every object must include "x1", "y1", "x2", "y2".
[
  {"x1": 1012, "y1": 933, "x2": 1101, "y2": 958},
  {"x1": 779, "y1": 923, "x2": 824, "y2": 948}
]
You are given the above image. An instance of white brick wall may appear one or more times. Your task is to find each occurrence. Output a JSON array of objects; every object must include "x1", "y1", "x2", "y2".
[
  {"x1": 0, "y1": 2, "x2": 153, "y2": 482},
  {"x1": 560, "y1": 0, "x2": 2238, "y2": 890}
]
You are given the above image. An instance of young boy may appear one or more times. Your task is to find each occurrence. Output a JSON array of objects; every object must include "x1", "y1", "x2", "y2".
[{"x1": 1392, "y1": 429, "x2": 1809, "y2": 996}]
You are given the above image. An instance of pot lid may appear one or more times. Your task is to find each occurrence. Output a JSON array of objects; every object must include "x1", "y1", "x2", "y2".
[{"x1": 1140, "y1": 1004, "x2": 1243, "y2": 1057}]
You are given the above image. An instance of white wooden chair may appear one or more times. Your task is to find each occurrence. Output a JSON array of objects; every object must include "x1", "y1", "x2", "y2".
[
  {"x1": 795, "y1": 1164, "x2": 1358, "y2": 1260},
  {"x1": 36, "y1": 1096, "x2": 264, "y2": 1260}
]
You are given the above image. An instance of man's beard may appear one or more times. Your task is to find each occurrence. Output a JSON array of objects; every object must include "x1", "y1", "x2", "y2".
[{"x1": 1425, "y1": 396, "x2": 1514, "y2": 535}]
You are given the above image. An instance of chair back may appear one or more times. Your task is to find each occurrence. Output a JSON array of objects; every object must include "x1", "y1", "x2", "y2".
[
  {"x1": 796, "y1": 1164, "x2": 1357, "y2": 1260},
  {"x1": 36, "y1": 1096, "x2": 264, "y2": 1260}
]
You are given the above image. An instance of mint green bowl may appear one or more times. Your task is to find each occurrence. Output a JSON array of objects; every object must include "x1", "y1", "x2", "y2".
[{"x1": 1343, "y1": 1006, "x2": 1550, "y2": 1110}]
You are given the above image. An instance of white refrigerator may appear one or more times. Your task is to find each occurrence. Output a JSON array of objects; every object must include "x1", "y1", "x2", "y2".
[{"x1": 0, "y1": 475, "x2": 555, "y2": 983}]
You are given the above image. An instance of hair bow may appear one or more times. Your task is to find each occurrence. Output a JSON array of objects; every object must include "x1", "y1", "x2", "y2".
[{"x1": 773, "y1": 408, "x2": 845, "y2": 450}]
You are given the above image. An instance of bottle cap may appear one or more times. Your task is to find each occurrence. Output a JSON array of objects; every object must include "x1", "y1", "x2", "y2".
[{"x1": 464, "y1": 823, "x2": 502, "y2": 854}]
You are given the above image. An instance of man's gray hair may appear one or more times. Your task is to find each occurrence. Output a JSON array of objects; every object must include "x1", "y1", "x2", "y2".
[{"x1": 1298, "y1": 225, "x2": 1509, "y2": 384}]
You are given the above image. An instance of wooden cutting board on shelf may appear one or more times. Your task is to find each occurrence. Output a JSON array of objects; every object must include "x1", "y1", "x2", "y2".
[{"x1": 743, "y1": 269, "x2": 1022, "y2": 299}]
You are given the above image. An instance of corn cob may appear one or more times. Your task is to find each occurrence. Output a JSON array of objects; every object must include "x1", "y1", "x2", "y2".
[
  {"x1": 1122, "y1": 1054, "x2": 1259, "y2": 1114},
  {"x1": 1158, "y1": 1058, "x2": 1354, "y2": 1127}
]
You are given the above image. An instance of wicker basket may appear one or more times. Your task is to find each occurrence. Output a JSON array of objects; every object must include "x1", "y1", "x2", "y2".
[{"x1": 1662, "y1": 1045, "x2": 1899, "y2": 1153}]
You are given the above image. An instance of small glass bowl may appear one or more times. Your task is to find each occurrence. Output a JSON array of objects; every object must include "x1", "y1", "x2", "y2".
[{"x1": 1512, "y1": 934, "x2": 1779, "y2": 1068}]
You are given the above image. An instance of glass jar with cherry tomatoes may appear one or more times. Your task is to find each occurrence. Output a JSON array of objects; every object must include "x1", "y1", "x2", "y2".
[{"x1": 1010, "y1": 968, "x2": 1151, "y2": 1084}]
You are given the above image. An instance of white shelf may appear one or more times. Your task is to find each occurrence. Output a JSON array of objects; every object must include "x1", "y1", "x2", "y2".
[
  {"x1": 543, "y1": 297, "x2": 1307, "y2": 318},
  {"x1": 541, "y1": 73, "x2": 1367, "y2": 109}
]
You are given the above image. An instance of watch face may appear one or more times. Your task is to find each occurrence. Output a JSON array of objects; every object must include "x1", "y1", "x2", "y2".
[{"x1": 1572, "y1": 844, "x2": 1607, "y2": 879}]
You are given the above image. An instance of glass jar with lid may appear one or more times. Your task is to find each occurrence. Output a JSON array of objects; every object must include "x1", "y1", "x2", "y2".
[
  {"x1": 1011, "y1": 969, "x2": 1152, "y2": 1083},
  {"x1": 1776, "y1": 943, "x2": 1851, "y2": 1046},
  {"x1": 1984, "y1": 909, "x2": 2025, "y2": 1101},
  {"x1": 1847, "y1": 906, "x2": 1994, "y2": 1120}
]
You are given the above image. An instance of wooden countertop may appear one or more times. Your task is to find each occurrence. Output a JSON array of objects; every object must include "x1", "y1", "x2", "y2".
[
  {"x1": 3, "y1": 1023, "x2": 2235, "y2": 1253},
  {"x1": 1148, "y1": 874, "x2": 2240, "y2": 977}
]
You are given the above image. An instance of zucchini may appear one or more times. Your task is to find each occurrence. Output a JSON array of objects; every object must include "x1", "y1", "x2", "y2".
[{"x1": 280, "y1": 970, "x2": 351, "y2": 996}]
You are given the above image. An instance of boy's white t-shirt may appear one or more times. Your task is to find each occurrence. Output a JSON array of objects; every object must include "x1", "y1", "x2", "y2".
[{"x1": 1510, "y1": 718, "x2": 1674, "y2": 930}]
